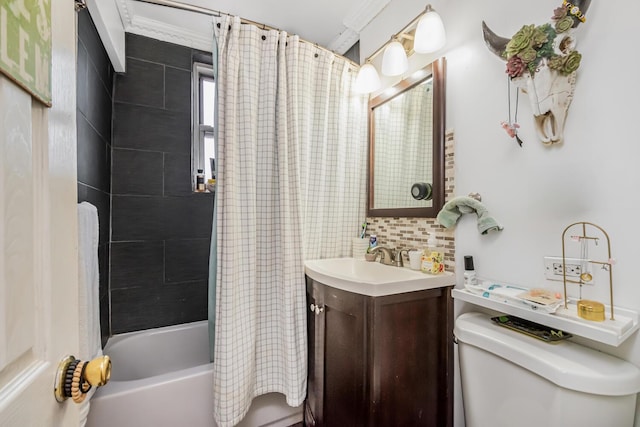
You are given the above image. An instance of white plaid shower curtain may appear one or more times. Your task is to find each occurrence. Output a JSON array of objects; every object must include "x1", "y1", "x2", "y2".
[{"x1": 212, "y1": 15, "x2": 367, "y2": 426}]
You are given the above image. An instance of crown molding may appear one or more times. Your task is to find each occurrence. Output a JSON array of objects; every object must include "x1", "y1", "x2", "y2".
[
  {"x1": 127, "y1": 15, "x2": 213, "y2": 51},
  {"x1": 343, "y1": 0, "x2": 390, "y2": 32},
  {"x1": 115, "y1": 0, "x2": 386, "y2": 57},
  {"x1": 327, "y1": 28, "x2": 359, "y2": 56},
  {"x1": 115, "y1": 0, "x2": 132, "y2": 27},
  {"x1": 115, "y1": 0, "x2": 212, "y2": 51},
  {"x1": 328, "y1": 0, "x2": 390, "y2": 57}
]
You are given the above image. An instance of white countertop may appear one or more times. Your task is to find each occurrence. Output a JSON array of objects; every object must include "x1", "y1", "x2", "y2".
[{"x1": 305, "y1": 257, "x2": 455, "y2": 297}]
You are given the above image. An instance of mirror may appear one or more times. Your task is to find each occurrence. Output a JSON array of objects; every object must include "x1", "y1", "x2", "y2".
[{"x1": 367, "y1": 57, "x2": 446, "y2": 217}]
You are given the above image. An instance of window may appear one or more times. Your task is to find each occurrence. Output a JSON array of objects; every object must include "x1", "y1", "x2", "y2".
[{"x1": 192, "y1": 62, "x2": 216, "y2": 191}]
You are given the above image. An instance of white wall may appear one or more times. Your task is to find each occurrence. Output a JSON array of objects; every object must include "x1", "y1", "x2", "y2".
[{"x1": 362, "y1": 0, "x2": 640, "y2": 425}]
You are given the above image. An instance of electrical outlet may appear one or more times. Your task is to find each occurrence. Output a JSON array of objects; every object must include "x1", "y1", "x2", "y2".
[
  {"x1": 552, "y1": 262, "x2": 581, "y2": 276},
  {"x1": 543, "y1": 256, "x2": 593, "y2": 284}
]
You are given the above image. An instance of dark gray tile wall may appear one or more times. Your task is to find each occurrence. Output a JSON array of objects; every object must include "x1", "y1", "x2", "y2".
[
  {"x1": 111, "y1": 33, "x2": 213, "y2": 333},
  {"x1": 76, "y1": 9, "x2": 113, "y2": 347},
  {"x1": 344, "y1": 41, "x2": 360, "y2": 64}
]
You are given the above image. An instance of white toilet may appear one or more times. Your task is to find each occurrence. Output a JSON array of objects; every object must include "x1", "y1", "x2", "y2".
[{"x1": 455, "y1": 312, "x2": 640, "y2": 427}]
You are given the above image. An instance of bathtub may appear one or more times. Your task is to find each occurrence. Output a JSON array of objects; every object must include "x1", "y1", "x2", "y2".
[{"x1": 86, "y1": 321, "x2": 303, "y2": 427}]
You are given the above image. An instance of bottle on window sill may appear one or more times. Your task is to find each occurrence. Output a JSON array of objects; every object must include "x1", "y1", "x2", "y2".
[{"x1": 196, "y1": 169, "x2": 206, "y2": 192}]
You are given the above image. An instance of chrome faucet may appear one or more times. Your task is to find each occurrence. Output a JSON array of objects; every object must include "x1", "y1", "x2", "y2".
[
  {"x1": 395, "y1": 248, "x2": 411, "y2": 268},
  {"x1": 369, "y1": 246, "x2": 395, "y2": 266},
  {"x1": 395, "y1": 248, "x2": 420, "y2": 268}
]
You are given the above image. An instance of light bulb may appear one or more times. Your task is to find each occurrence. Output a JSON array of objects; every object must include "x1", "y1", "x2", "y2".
[
  {"x1": 354, "y1": 63, "x2": 381, "y2": 94},
  {"x1": 414, "y1": 6, "x2": 446, "y2": 54},
  {"x1": 381, "y1": 40, "x2": 408, "y2": 76}
]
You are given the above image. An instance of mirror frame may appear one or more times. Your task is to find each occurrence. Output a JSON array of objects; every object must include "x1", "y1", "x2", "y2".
[{"x1": 367, "y1": 57, "x2": 446, "y2": 218}]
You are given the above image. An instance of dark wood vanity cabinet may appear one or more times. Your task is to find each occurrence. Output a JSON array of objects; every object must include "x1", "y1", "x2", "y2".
[{"x1": 304, "y1": 277, "x2": 454, "y2": 427}]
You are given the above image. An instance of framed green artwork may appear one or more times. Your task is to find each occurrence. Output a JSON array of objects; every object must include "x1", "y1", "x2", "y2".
[{"x1": 0, "y1": 0, "x2": 52, "y2": 106}]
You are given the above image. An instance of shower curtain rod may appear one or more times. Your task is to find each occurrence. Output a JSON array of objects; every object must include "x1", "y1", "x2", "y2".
[{"x1": 133, "y1": 0, "x2": 359, "y2": 67}]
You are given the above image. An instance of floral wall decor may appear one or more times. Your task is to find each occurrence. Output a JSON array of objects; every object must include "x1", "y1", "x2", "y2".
[{"x1": 483, "y1": 0, "x2": 591, "y2": 146}]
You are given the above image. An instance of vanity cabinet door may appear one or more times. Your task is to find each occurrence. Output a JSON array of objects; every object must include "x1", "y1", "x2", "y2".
[
  {"x1": 370, "y1": 288, "x2": 453, "y2": 427},
  {"x1": 305, "y1": 277, "x2": 453, "y2": 427},
  {"x1": 305, "y1": 278, "x2": 368, "y2": 427}
]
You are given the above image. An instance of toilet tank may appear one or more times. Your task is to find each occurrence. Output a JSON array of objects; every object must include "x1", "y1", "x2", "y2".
[{"x1": 454, "y1": 312, "x2": 640, "y2": 427}]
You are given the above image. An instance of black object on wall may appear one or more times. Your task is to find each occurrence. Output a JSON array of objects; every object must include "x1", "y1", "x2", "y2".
[
  {"x1": 111, "y1": 33, "x2": 213, "y2": 333},
  {"x1": 76, "y1": 9, "x2": 114, "y2": 347}
]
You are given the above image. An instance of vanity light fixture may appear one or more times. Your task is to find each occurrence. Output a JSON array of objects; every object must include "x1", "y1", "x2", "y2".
[
  {"x1": 354, "y1": 62, "x2": 381, "y2": 93},
  {"x1": 381, "y1": 39, "x2": 409, "y2": 76},
  {"x1": 354, "y1": 3, "x2": 446, "y2": 94},
  {"x1": 414, "y1": 4, "x2": 446, "y2": 53}
]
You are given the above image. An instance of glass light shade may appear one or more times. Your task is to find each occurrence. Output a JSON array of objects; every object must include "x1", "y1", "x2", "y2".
[
  {"x1": 354, "y1": 63, "x2": 381, "y2": 94},
  {"x1": 381, "y1": 41, "x2": 408, "y2": 76},
  {"x1": 414, "y1": 8, "x2": 446, "y2": 53}
]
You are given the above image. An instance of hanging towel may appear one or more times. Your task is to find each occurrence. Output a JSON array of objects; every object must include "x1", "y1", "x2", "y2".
[
  {"x1": 77, "y1": 202, "x2": 103, "y2": 427},
  {"x1": 437, "y1": 196, "x2": 504, "y2": 234}
]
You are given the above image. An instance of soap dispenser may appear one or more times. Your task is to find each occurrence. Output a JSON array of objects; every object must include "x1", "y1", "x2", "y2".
[{"x1": 423, "y1": 235, "x2": 445, "y2": 275}]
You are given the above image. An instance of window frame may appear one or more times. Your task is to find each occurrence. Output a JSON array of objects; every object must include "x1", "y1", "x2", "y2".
[{"x1": 192, "y1": 62, "x2": 215, "y2": 191}]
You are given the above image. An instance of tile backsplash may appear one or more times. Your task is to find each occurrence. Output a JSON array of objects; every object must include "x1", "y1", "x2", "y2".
[{"x1": 366, "y1": 130, "x2": 456, "y2": 272}]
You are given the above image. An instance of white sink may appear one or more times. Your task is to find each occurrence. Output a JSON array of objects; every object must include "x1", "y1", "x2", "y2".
[{"x1": 305, "y1": 257, "x2": 454, "y2": 296}]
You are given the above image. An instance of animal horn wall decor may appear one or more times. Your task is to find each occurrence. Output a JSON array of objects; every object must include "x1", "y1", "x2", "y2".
[{"x1": 483, "y1": 0, "x2": 591, "y2": 145}]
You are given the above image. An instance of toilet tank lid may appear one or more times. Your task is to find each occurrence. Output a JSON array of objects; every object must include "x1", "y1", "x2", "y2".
[{"x1": 454, "y1": 312, "x2": 640, "y2": 396}]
